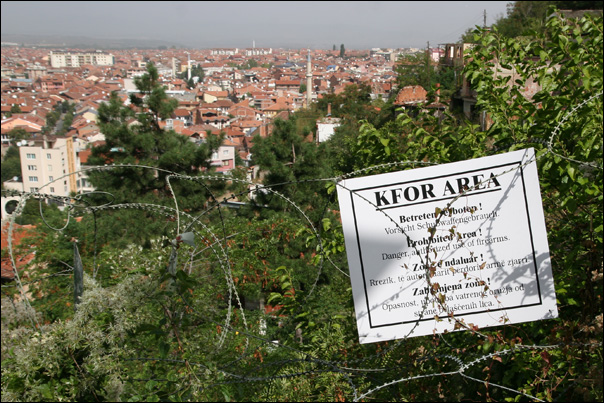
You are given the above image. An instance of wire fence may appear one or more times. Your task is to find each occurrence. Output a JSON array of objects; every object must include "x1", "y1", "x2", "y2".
[{"x1": 1, "y1": 90, "x2": 602, "y2": 401}]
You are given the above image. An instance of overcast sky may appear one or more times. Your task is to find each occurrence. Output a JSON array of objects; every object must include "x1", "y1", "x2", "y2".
[{"x1": 1, "y1": 1, "x2": 511, "y2": 49}]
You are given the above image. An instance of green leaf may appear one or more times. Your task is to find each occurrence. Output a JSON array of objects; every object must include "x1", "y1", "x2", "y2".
[
  {"x1": 267, "y1": 292, "x2": 282, "y2": 304},
  {"x1": 159, "y1": 341, "x2": 170, "y2": 358}
]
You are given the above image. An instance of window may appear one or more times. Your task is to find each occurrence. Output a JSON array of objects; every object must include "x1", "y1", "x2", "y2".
[
  {"x1": 223, "y1": 150, "x2": 229, "y2": 156},
  {"x1": 28, "y1": 165, "x2": 37, "y2": 171},
  {"x1": 50, "y1": 187, "x2": 55, "y2": 193},
  {"x1": 26, "y1": 153, "x2": 36, "y2": 159},
  {"x1": 47, "y1": 153, "x2": 51, "y2": 159},
  {"x1": 29, "y1": 176, "x2": 38, "y2": 182},
  {"x1": 30, "y1": 187, "x2": 39, "y2": 192},
  {"x1": 49, "y1": 176, "x2": 54, "y2": 181}
]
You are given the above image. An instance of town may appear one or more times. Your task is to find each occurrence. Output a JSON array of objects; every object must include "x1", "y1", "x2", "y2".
[
  {"x1": 0, "y1": 44, "x2": 458, "y2": 209},
  {"x1": 1, "y1": 2, "x2": 602, "y2": 401}
]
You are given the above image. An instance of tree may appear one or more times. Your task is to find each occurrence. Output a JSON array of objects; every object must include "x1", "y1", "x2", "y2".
[
  {"x1": 395, "y1": 52, "x2": 434, "y2": 90},
  {"x1": 6, "y1": 127, "x2": 30, "y2": 142},
  {"x1": 494, "y1": 1, "x2": 553, "y2": 37},
  {"x1": 460, "y1": 1, "x2": 602, "y2": 43},
  {"x1": 1, "y1": 145, "x2": 22, "y2": 185},
  {"x1": 178, "y1": 64, "x2": 204, "y2": 83},
  {"x1": 41, "y1": 101, "x2": 67, "y2": 134},
  {"x1": 190, "y1": 63, "x2": 204, "y2": 80},
  {"x1": 242, "y1": 59, "x2": 259, "y2": 70},
  {"x1": 87, "y1": 62, "x2": 224, "y2": 212},
  {"x1": 343, "y1": 10, "x2": 603, "y2": 400},
  {"x1": 339, "y1": 43, "x2": 345, "y2": 58},
  {"x1": 312, "y1": 82, "x2": 397, "y2": 174},
  {"x1": 10, "y1": 104, "x2": 22, "y2": 114},
  {"x1": 395, "y1": 51, "x2": 459, "y2": 101},
  {"x1": 250, "y1": 115, "x2": 333, "y2": 223},
  {"x1": 186, "y1": 77, "x2": 195, "y2": 89},
  {"x1": 2, "y1": 9, "x2": 602, "y2": 402},
  {"x1": 551, "y1": 0, "x2": 603, "y2": 9}
]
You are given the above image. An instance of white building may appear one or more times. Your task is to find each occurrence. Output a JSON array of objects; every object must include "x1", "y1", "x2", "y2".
[
  {"x1": 316, "y1": 117, "x2": 341, "y2": 143},
  {"x1": 316, "y1": 105, "x2": 341, "y2": 143},
  {"x1": 49, "y1": 51, "x2": 114, "y2": 68},
  {"x1": 18, "y1": 136, "x2": 80, "y2": 197}
]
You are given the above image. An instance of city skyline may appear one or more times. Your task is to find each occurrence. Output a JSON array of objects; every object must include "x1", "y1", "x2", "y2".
[{"x1": 1, "y1": 1, "x2": 511, "y2": 49}]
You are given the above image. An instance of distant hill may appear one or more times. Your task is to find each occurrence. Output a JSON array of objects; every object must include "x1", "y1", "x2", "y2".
[{"x1": 0, "y1": 33, "x2": 187, "y2": 49}]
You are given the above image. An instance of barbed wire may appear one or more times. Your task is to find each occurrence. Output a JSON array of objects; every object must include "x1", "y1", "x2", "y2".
[{"x1": 1, "y1": 89, "x2": 602, "y2": 401}]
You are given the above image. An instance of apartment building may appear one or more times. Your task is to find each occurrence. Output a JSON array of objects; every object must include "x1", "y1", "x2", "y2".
[
  {"x1": 211, "y1": 140, "x2": 237, "y2": 173},
  {"x1": 18, "y1": 136, "x2": 79, "y2": 197},
  {"x1": 49, "y1": 51, "x2": 115, "y2": 68}
]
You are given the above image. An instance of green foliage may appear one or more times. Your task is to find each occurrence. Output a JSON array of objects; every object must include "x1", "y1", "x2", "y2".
[
  {"x1": 1, "y1": 145, "x2": 22, "y2": 185},
  {"x1": 190, "y1": 63, "x2": 204, "y2": 80},
  {"x1": 340, "y1": 9, "x2": 603, "y2": 401},
  {"x1": 39, "y1": 100, "x2": 75, "y2": 136},
  {"x1": 240, "y1": 58, "x2": 259, "y2": 70},
  {"x1": 395, "y1": 52, "x2": 460, "y2": 101},
  {"x1": 2, "y1": 9, "x2": 602, "y2": 402},
  {"x1": 494, "y1": 1, "x2": 553, "y2": 38},
  {"x1": 87, "y1": 63, "x2": 224, "y2": 209},
  {"x1": 396, "y1": 52, "x2": 435, "y2": 90},
  {"x1": 250, "y1": 115, "x2": 334, "y2": 223}
]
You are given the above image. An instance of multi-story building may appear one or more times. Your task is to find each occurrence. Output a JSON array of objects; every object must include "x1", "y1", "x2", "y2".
[
  {"x1": 210, "y1": 140, "x2": 237, "y2": 174},
  {"x1": 18, "y1": 135, "x2": 79, "y2": 197},
  {"x1": 49, "y1": 51, "x2": 114, "y2": 68}
]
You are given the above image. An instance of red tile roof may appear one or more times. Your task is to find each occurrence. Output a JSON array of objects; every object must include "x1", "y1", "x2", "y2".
[
  {"x1": 394, "y1": 85, "x2": 427, "y2": 105},
  {"x1": 1, "y1": 223, "x2": 37, "y2": 281}
]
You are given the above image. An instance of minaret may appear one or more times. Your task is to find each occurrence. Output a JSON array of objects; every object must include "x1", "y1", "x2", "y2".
[
  {"x1": 306, "y1": 49, "x2": 312, "y2": 108},
  {"x1": 187, "y1": 52, "x2": 191, "y2": 81}
]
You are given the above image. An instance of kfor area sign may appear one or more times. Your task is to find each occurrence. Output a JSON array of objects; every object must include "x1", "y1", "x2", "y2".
[{"x1": 337, "y1": 149, "x2": 558, "y2": 344}]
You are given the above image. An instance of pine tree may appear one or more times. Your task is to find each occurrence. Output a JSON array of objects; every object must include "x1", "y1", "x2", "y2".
[
  {"x1": 250, "y1": 115, "x2": 333, "y2": 223},
  {"x1": 87, "y1": 62, "x2": 223, "y2": 209}
]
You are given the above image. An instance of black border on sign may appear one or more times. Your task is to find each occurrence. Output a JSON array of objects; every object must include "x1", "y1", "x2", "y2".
[{"x1": 348, "y1": 160, "x2": 544, "y2": 329}]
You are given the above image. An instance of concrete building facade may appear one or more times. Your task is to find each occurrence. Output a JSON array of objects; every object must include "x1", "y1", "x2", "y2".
[{"x1": 49, "y1": 51, "x2": 115, "y2": 68}]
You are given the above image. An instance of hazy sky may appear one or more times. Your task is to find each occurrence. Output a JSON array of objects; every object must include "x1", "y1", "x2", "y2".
[{"x1": 1, "y1": 1, "x2": 511, "y2": 49}]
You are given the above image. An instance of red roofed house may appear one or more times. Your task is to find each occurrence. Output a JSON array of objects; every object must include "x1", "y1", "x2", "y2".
[
  {"x1": 394, "y1": 85, "x2": 427, "y2": 107},
  {"x1": 394, "y1": 84, "x2": 447, "y2": 118},
  {"x1": 173, "y1": 108, "x2": 193, "y2": 126}
]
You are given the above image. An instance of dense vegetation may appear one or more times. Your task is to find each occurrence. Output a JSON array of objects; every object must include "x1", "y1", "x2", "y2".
[{"x1": 2, "y1": 6, "x2": 602, "y2": 402}]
